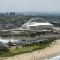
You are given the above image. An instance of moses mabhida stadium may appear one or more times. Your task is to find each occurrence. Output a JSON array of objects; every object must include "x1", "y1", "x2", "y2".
[{"x1": 19, "y1": 18, "x2": 54, "y2": 32}]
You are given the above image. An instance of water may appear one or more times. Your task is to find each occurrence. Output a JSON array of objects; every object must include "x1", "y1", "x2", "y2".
[
  {"x1": 0, "y1": 37, "x2": 18, "y2": 44},
  {"x1": 0, "y1": 37, "x2": 46, "y2": 45},
  {"x1": 44, "y1": 55, "x2": 60, "y2": 60}
]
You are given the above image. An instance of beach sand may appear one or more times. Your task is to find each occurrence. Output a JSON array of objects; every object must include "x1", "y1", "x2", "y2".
[{"x1": 1, "y1": 39, "x2": 60, "y2": 60}]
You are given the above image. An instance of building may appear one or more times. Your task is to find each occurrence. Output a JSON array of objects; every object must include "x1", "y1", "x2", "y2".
[{"x1": 20, "y1": 18, "x2": 54, "y2": 32}]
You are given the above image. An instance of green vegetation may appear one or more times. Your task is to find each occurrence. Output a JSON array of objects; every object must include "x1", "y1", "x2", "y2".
[{"x1": 0, "y1": 40, "x2": 55, "y2": 57}]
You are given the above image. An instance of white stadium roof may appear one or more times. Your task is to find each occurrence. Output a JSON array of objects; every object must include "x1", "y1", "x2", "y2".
[{"x1": 20, "y1": 18, "x2": 54, "y2": 31}]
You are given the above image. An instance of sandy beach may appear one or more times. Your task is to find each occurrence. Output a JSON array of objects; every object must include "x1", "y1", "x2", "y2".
[{"x1": 1, "y1": 39, "x2": 60, "y2": 60}]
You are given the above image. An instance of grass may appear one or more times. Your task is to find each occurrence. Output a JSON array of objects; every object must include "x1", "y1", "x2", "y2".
[{"x1": 0, "y1": 40, "x2": 55, "y2": 57}]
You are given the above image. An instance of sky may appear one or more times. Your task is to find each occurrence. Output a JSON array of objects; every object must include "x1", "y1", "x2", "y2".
[{"x1": 0, "y1": 0, "x2": 60, "y2": 13}]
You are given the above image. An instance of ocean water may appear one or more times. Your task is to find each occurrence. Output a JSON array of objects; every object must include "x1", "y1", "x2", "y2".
[{"x1": 44, "y1": 55, "x2": 60, "y2": 60}]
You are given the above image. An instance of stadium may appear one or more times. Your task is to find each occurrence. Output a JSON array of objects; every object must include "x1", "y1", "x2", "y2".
[{"x1": 20, "y1": 18, "x2": 54, "y2": 32}]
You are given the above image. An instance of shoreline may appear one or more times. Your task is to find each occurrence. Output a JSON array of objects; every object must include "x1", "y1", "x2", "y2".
[
  {"x1": 39, "y1": 52, "x2": 60, "y2": 60},
  {"x1": 1, "y1": 39, "x2": 60, "y2": 60},
  {"x1": 36, "y1": 40, "x2": 60, "y2": 60}
]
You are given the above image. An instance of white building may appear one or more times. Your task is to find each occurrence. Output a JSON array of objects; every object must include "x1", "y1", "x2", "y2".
[{"x1": 20, "y1": 18, "x2": 54, "y2": 32}]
